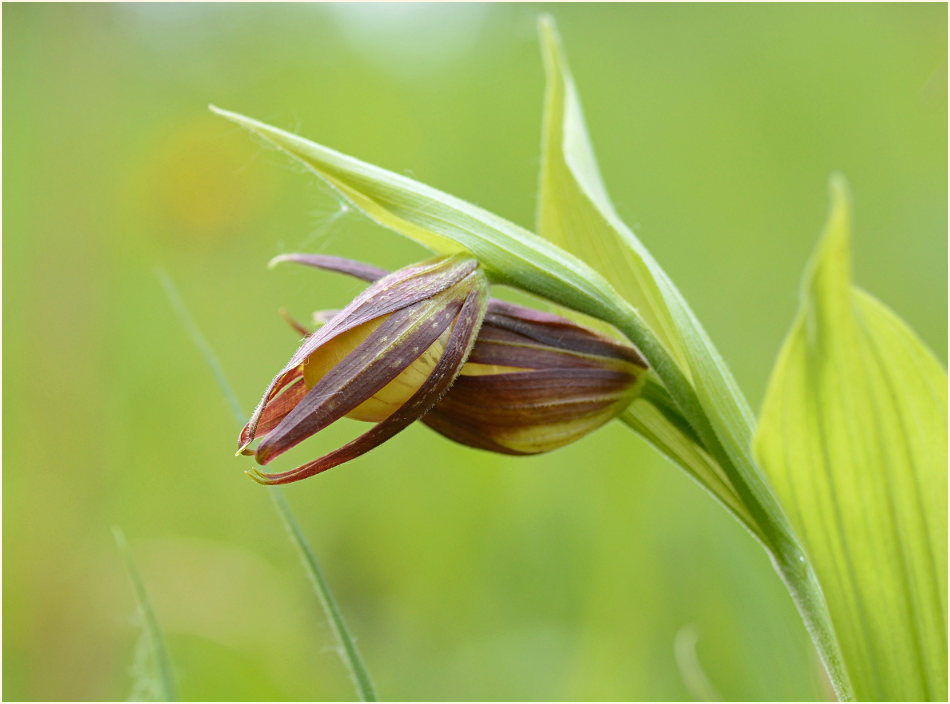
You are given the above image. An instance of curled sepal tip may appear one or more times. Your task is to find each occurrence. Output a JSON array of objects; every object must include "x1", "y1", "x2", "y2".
[{"x1": 268, "y1": 253, "x2": 387, "y2": 283}]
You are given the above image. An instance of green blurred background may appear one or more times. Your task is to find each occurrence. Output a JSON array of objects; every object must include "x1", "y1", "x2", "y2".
[{"x1": 3, "y1": 4, "x2": 946, "y2": 701}]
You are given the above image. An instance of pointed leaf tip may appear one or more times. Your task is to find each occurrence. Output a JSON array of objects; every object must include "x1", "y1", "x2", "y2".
[
  {"x1": 537, "y1": 14, "x2": 558, "y2": 43},
  {"x1": 755, "y1": 178, "x2": 948, "y2": 700},
  {"x1": 819, "y1": 172, "x2": 852, "y2": 261},
  {"x1": 802, "y1": 174, "x2": 854, "y2": 322}
]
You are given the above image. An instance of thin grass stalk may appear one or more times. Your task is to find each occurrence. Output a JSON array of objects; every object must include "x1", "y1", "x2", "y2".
[
  {"x1": 269, "y1": 489, "x2": 378, "y2": 701},
  {"x1": 113, "y1": 526, "x2": 179, "y2": 702}
]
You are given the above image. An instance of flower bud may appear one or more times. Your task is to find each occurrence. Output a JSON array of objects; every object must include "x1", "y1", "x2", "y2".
[
  {"x1": 423, "y1": 300, "x2": 648, "y2": 454},
  {"x1": 240, "y1": 254, "x2": 488, "y2": 484},
  {"x1": 256, "y1": 253, "x2": 650, "y2": 476}
]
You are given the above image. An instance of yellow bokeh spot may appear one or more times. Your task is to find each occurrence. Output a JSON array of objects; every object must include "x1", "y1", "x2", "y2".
[{"x1": 143, "y1": 116, "x2": 276, "y2": 245}]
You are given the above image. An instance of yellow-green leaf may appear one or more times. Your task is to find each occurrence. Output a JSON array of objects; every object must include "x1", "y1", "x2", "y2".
[
  {"x1": 755, "y1": 177, "x2": 948, "y2": 701},
  {"x1": 536, "y1": 17, "x2": 776, "y2": 541},
  {"x1": 209, "y1": 105, "x2": 642, "y2": 342},
  {"x1": 537, "y1": 16, "x2": 686, "y2": 369}
]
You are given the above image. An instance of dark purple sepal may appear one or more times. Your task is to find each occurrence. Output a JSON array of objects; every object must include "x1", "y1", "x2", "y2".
[
  {"x1": 256, "y1": 292, "x2": 463, "y2": 464},
  {"x1": 270, "y1": 253, "x2": 388, "y2": 283},
  {"x1": 240, "y1": 254, "x2": 478, "y2": 446},
  {"x1": 248, "y1": 287, "x2": 486, "y2": 484}
]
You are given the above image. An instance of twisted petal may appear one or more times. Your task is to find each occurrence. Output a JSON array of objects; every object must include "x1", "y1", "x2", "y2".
[{"x1": 254, "y1": 375, "x2": 308, "y2": 436}]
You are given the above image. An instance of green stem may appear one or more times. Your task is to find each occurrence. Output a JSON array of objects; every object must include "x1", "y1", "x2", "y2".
[
  {"x1": 606, "y1": 305, "x2": 853, "y2": 701},
  {"x1": 157, "y1": 268, "x2": 378, "y2": 701}
]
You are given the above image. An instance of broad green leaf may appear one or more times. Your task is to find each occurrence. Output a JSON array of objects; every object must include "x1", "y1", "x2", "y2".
[
  {"x1": 755, "y1": 177, "x2": 948, "y2": 701},
  {"x1": 209, "y1": 105, "x2": 647, "y2": 346}
]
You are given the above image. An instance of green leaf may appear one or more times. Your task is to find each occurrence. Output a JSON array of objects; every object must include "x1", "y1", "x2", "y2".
[
  {"x1": 535, "y1": 17, "x2": 779, "y2": 538},
  {"x1": 537, "y1": 16, "x2": 687, "y2": 369},
  {"x1": 754, "y1": 176, "x2": 948, "y2": 701},
  {"x1": 536, "y1": 15, "x2": 753, "y2": 422},
  {"x1": 209, "y1": 105, "x2": 647, "y2": 345}
]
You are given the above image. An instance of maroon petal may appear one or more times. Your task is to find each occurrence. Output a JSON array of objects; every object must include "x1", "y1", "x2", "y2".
[
  {"x1": 424, "y1": 367, "x2": 636, "y2": 456},
  {"x1": 270, "y1": 253, "x2": 388, "y2": 283},
  {"x1": 436, "y1": 369, "x2": 635, "y2": 424},
  {"x1": 465, "y1": 335, "x2": 608, "y2": 370},
  {"x1": 279, "y1": 308, "x2": 313, "y2": 338},
  {"x1": 422, "y1": 409, "x2": 529, "y2": 456},
  {"x1": 483, "y1": 300, "x2": 647, "y2": 367},
  {"x1": 247, "y1": 287, "x2": 486, "y2": 484},
  {"x1": 255, "y1": 292, "x2": 464, "y2": 465},
  {"x1": 242, "y1": 256, "x2": 478, "y2": 442}
]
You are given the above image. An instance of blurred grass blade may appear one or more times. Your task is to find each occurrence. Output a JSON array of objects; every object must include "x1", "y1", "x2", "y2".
[
  {"x1": 113, "y1": 526, "x2": 178, "y2": 702},
  {"x1": 754, "y1": 177, "x2": 948, "y2": 701},
  {"x1": 269, "y1": 489, "x2": 378, "y2": 701},
  {"x1": 674, "y1": 625, "x2": 721, "y2": 702},
  {"x1": 157, "y1": 270, "x2": 378, "y2": 702},
  {"x1": 156, "y1": 268, "x2": 245, "y2": 423},
  {"x1": 208, "y1": 105, "x2": 646, "y2": 341}
]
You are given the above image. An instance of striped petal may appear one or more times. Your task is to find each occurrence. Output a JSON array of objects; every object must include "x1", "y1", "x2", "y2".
[{"x1": 249, "y1": 287, "x2": 486, "y2": 484}]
